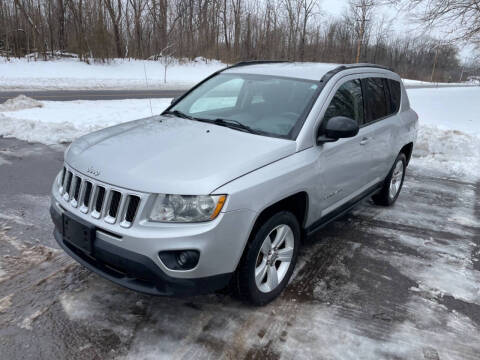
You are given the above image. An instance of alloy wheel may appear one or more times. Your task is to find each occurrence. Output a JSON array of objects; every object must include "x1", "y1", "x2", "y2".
[
  {"x1": 389, "y1": 160, "x2": 404, "y2": 200},
  {"x1": 254, "y1": 224, "x2": 295, "y2": 293}
]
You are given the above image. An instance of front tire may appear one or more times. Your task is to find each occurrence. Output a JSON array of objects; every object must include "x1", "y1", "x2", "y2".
[
  {"x1": 372, "y1": 153, "x2": 406, "y2": 206},
  {"x1": 234, "y1": 211, "x2": 300, "y2": 306}
]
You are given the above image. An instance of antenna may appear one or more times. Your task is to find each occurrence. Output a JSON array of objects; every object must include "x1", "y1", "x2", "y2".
[{"x1": 143, "y1": 62, "x2": 153, "y2": 117}]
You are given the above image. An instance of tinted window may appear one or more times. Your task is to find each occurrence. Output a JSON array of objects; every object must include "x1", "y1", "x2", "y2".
[
  {"x1": 365, "y1": 77, "x2": 389, "y2": 122},
  {"x1": 388, "y1": 79, "x2": 401, "y2": 113},
  {"x1": 170, "y1": 73, "x2": 320, "y2": 139},
  {"x1": 323, "y1": 79, "x2": 364, "y2": 124}
]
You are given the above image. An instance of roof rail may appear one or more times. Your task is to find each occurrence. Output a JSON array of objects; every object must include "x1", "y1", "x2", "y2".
[
  {"x1": 343, "y1": 63, "x2": 393, "y2": 71},
  {"x1": 229, "y1": 60, "x2": 289, "y2": 68},
  {"x1": 320, "y1": 63, "x2": 394, "y2": 83}
]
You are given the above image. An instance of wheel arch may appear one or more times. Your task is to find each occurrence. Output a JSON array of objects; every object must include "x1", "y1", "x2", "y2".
[
  {"x1": 249, "y1": 192, "x2": 309, "y2": 242},
  {"x1": 400, "y1": 142, "x2": 413, "y2": 165}
]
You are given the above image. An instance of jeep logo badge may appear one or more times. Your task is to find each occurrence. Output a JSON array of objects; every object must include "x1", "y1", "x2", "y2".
[{"x1": 87, "y1": 166, "x2": 100, "y2": 177}]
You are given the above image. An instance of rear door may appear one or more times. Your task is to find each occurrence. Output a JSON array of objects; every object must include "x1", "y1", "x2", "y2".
[{"x1": 361, "y1": 77, "x2": 400, "y2": 180}]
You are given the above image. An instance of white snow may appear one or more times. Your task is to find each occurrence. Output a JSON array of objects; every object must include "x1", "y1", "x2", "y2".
[
  {"x1": 407, "y1": 87, "x2": 480, "y2": 135},
  {"x1": 1, "y1": 57, "x2": 474, "y2": 91},
  {"x1": 0, "y1": 95, "x2": 43, "y2": 111},
  {"x1": 407, "y1": 87, "x2": 480, "y2": 180},
  {"x1": 402, "y1": 79, "x2": 476, "y2": 87},
  {"x1": 0, "y1": 97, "x2": 171, "y2": 144},
  {"x1": 0, "y1": 86, "x2": 479, "y2": 180},
  {"x1": 0, "y1": 57, "x2": 225, "y2": 90}
]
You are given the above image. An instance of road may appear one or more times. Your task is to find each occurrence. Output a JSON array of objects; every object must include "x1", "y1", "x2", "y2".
[
  {"x1": 0, "y1": 84, "x2": 477, "y2": 103},
  {"x1": 0, "y1": 137, "x2": 479, "y2": 359},
  {"x1": 0, "y1": 89, "x2": 185, "y2": 103}
]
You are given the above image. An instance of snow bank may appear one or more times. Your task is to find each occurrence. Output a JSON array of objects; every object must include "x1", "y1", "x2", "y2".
[
  {"x1": 0, "y1": 96, "x2": 171, "y2": 144},
  {"x1": 407, "y1": 87, "x2": 480, "y2": 180},
  {"x1": 402, "y1": 79, "x2": 474, "y2": 87},
  {"x1": 0, "y1": 57, "x2": 226, "y2": 90},
  {"x1": 1, "y1": 57, "x2": 468, "y2": 91},
  {"x1": 0, "y1": 95, "x2": 43, "y2": 111},
  {"x1": 412, "y1": 126, "x2": 480, "y2": 180},
  {"x1": 1, "y1": 86, "x2": 479, "y2": 180},
  {"x1": 407, "y1": 87, "x2": 480, "y2": 135}
]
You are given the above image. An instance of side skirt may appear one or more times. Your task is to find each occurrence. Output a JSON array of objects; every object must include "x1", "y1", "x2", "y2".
[{"x1": 305, "y1": 182, "x2": 383, "y2": 238}]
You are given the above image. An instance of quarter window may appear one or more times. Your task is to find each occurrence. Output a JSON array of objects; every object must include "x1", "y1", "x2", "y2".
[
  {"x1": 365, "y1": 77, "x2": 389, "y2": 122},
  {"x1": 323, "y1": 79, "x2": 364, "y2": 124},
  {"x1": 388, "y1": 79, "x2": 401, "y2": 113}
]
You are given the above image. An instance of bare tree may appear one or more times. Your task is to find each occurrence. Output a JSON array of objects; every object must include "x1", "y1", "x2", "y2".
[
  {"x1": 395, "y1": 0, "x2": 480, "y2": 47},
  {"x1": 299, "y1": 0, "x2": 318, "y2": 61},
  {"x1": 105, "y1": 0, "x2": 123, "y2": 58},
  {"x1": 0, "y1": 0, "x2": 463, "y2": 82},
  {"x1": 349, "y1": 0, "x2": 376, "y2": 63}
]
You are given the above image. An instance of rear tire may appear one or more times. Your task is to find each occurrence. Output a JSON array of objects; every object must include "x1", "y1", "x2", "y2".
[
  {"x1": 372, "y1": 153, "x2": 406, "y2": 206},
  {"x1": 233, "y1": 211, "x2": 300, "y2": 306}
]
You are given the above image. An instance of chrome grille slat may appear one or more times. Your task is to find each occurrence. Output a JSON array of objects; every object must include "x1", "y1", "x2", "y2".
[
  {"x1": 92, "y1": 186, "x2": 105, "y2": 219},
  {"x1": 80, "y1": 181, "x2": 92, "y2": 213},
  {"x1": 70, "y1": 176, "x2": 81, "y2": 207},
  {"x1": 57, "y1": 165, "x2": 142, "y2": 227},
  {"x1": 62, "y1": 171, "x2": 72, "y2": 200},
  {"x1": 121, "y1": 195, "x2": 140, "y2": 228}
]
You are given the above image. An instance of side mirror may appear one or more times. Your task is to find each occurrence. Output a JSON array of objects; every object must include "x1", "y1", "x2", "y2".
[{"x1": 317, "y1": 116, "x2": 359, "y2": 143}]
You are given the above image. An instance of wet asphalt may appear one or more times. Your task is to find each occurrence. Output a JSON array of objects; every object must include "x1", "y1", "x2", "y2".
[
  {"x1": 0, "y1": 84, "x2": 477, "y2": 103},
  {"x1": 0, "y1": 137, "x2": 479, "y2": 360},
  {"x1": 0, "y1": 90, "x2": 186, "y2": 103}
]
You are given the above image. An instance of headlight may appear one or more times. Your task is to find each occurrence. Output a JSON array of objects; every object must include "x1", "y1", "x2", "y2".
[{"x1": 149, "y1": 194, "x2": 227, "y2": 223}]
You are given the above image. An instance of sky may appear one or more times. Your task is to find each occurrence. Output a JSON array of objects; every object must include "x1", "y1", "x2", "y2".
[{"x1": 320, "y1": 0, "x2": 475, "y2": 61}]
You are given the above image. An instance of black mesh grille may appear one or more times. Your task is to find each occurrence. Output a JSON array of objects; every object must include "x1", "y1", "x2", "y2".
[
  {"x1": 64, "y1": 171, "x2": 72, "y2": 194},
  {"x1": 125, "y1": 196, "x2": 140, "y2": 223},
  {"x1": 108, "y1": 191, "x2": 121, "y2": 218},
  {"x1": 83, "y1": 182, "x2": 92, "y2": 207},
  {"x1": 95, "y1": 187, "x2": 105, "y2": 212},
  {"x1": 73, "y1": 177, "x2": 81, "y2": 201},
  {"x1": 60, "y1": 167, "x2": 66, "y2": 185}
]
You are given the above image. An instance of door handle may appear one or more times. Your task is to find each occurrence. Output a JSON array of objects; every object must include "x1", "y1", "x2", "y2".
[{"x1": 360, "y1": 137, "x2": 370, "y2": 145}]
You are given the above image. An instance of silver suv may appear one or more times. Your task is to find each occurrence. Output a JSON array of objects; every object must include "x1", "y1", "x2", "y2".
[{"x1": 50, "y1": 62, "x2": 418, "y2": 305}]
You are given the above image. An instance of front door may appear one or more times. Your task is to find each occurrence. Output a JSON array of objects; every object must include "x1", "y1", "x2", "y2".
[{"x1": 312, "y1": 78, "x2": 378, "y2": 220}]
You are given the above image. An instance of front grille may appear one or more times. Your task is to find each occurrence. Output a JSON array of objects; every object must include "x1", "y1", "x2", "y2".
[{"x1": 58, "y1": 165, "x2": 143, "y2": 227}]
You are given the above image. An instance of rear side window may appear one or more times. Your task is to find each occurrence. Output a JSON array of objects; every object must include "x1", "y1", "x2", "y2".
[
  {"x1": 323, "y1": 79, "x2": 364, "y2": 125},
  {"x1": 365, "y1": 77, "x2": 389, "y2": 122},
  {"x1": 388, "y1": 79, "x2": 401, "y2": 113}
]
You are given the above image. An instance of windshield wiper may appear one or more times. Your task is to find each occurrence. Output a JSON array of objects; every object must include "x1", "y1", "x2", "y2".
[
  {"x1": 164, "y1": 112, "x2": 259, "y2": 134},
  {"x1": 211, "y1": 118, "x2": 259, "y2": 134},
  {"x1": 163, "y1": 110, "x2": 195, "y2": 120}
]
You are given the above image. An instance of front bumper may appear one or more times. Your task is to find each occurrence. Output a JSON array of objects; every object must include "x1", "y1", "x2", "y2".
[{"x1": 51, "y1": 204, "x2": 233, "y2": 296}]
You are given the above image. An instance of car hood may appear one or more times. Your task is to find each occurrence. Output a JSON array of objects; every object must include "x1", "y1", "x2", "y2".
[{"x1": 66, "y1": 115, "x2": 296, "y2": 194}]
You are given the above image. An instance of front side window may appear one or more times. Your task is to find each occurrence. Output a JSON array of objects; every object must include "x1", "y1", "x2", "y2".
[
  {"x1": 167, "y1": 73, "x2": 320, "y2": 139},
  {"x1": 365, "y1": 77, "x2": 389, "y2": 122},
  {"x1": 323, "y1": 79, "x2": 364, "y2": 124}
]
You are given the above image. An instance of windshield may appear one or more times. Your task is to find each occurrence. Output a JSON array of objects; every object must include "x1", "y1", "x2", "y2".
[{"x1": 166, "y1": 73, "x2": 320, "y2": 139}]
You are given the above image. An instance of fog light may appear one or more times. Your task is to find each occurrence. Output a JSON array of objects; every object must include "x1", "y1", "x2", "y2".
[
  {"x1": 176, "y1": 251, "x2": 198, "y2": 269},
  {"x1": 159, "y1": 250, "x2": 199, "y2": 270}
]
